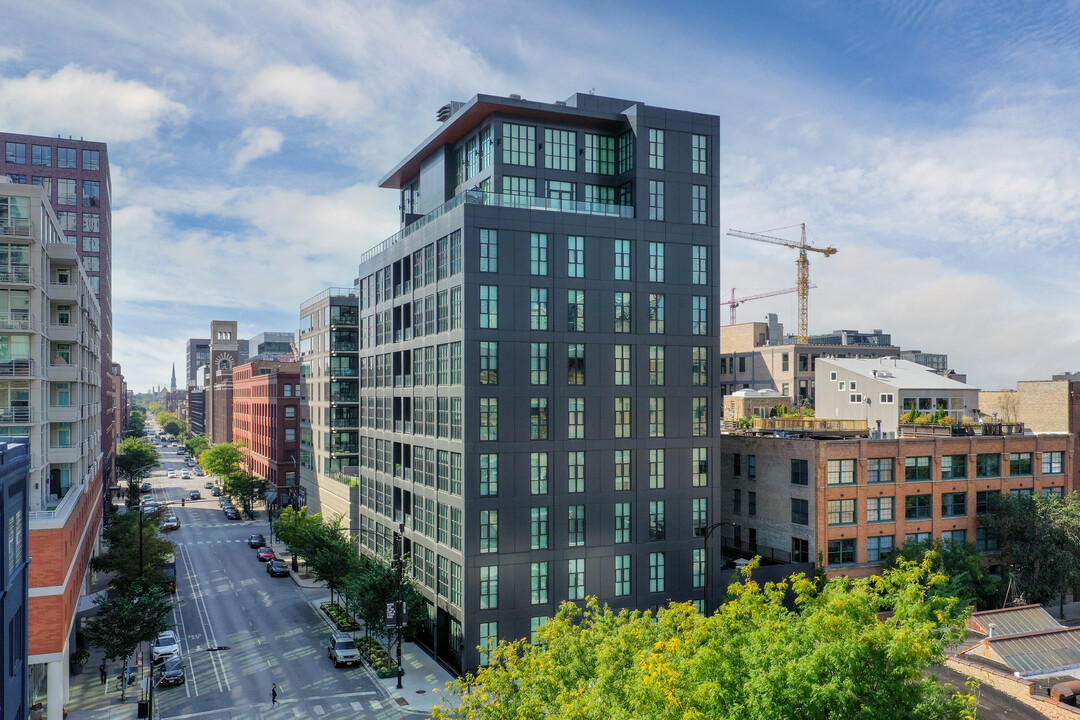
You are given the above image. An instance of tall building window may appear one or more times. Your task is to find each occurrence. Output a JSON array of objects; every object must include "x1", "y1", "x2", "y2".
[
  {"x1": 614, "y1": 239, "x2": 631, "y2": 280},
  {"x1": 617, "y1": 130, "x2": 634, "y2": 173},
  {"x1": 31, "y1": 145, "x2": 51, "y2": 166},
  {"x1": 585, "y1": 185, "x2": 615, "y2": 207},
  {"x1": 828, "y1": 539, "x2": 856, "y2": 565},
  {"x1": 567, "y1": 289, "x2": 585, "y2": 331},
  {"x1": 1009, "y1": 452, "x2": 1033, "y2": 475},
  {"x1": 691, "y1": 185, "x2": 708, "y2": 225},
  {"x1": 941, "y1": 455, "x2": 967, "y2": 479},
  {"x1": 691, "y1": 245, "x2": 708, "y2": 285},
  {"x1": 867, "y1": 535, "x2": 895, "y2": 562},
  {"x1": 479, "y1": 566, "x2": 498, "y2": 609},
  {"x1": 57, "y1": 146, "x2": 77, "y2": 168},
  {"x1": 584, "y1": 134, "x2": 615, "y2": 175},
  {"x1": 568, "y1": 397, "x2": 585, "y2": 439},
  {"x1": 692, "y1": 296, "x2": 708, "y2": 335},
  {"x1": 82, "y1": 180, "x2": 100, "y2": 206},
  {"x1": 905, "y1": 494, "x2": 932, "y2": 520},
  {"x1": 867, "y1": 458, "x2": 893, "y2": 483},
  {"x1": 5, "y1": 142, "x2": 25, "y2": 164},
  {"x1": 531, "y1": 508, "x2": 549, "y2": 549},
  {"x1": 614, "y1": 291, "x2": 632, "y2": 333},
  {"x1": 614, "y1": 449, "x2": 631, "y2": 490},
  {"x1": 530, "y1": 342, "x2": 549, "y2": 385},
  {"x1": 503, "y1": 123, "x2": 536, "y2": 166},
  {"x1": 480, "y1": 509, "x2": 498, "y2": 553},
  {"x1": 905, "y1": 456, "x2": 931, "y2": 481},
  {"x1": 567, "y1": 343, "x2": 585, "y2": 385},
  {"x1": 57, "y1": 178, "x2": 76, "y2": 205},
  {"x1": 530, "y1": 398, "x2": 549, "y2": 440},
  {"x1": 649, "y1": 500, "x2": 665, "y2": 540},
  {"x1": 692, "y1": 447, "x2": 708, "y2": 486},
  {"x1": 479, "y1": 285, "x2": 498, "y2": 328},
  {"x1": 479, "y1": 453, "x2": 498, "y2": 496},
  {"x1": 531, "y1": 561, "x2": 549, "y2": 604},
  {"x1": 648, "y1": 241, "x2": 665, "y2": 282},
  {"x1": 692, "y1": 346, "x2": 708, "y2": 385},
  {"x1": 614, "y1": 397, "x2": 631, "y2": 438},
  {"x1": 942, "y1": 492, "x2": 967, "y2": 517},
  {"x1": 614, "y1": 502, "x2": 631, "y2": 543},
  {"x1": 692, "y1": 548, "x2": 706, "y2": 588},
  {"x1": 648, "y1": 552, "x2": 666, "y2": 592},
  {"x1": 530, "y1": 288, "x2": 549, "y2": 330},
  {"x1": 648, "y1": 129, "x2": 665, "y2": 169},
  {"x1": 503, "y1": 176, "x2": 536, "y2": 198},
  {"x1": 1044, "y1": 451, "x2": 1064, "y2": 474},
  {"x1": 828, "y1": 459, "x2": 856, "y2": 484},
  {"x1": 692, "y1": 397, "x2": 708, "y2": 437},
  {"x1": 648, "y1": 180, "x2": 664, "y2": 221},
  {"x1": 479, "y1": 398, "x2": 498, "y2": 441},
  {"x1": 614, "y1": 345, "x2": 631, "y2": 385},
  {"x1": 692, "y1": 134, "x2": 708, "y2": 174},
  {"x1": 976, "y1": 453, "x2": 1001, "y2": 477},
  {"x1": 479, "y1": 622, "x2": 497, "y2": 666},
  {"x1": 691, "y1": 497, "x2": 708, "y2": 535},
  {"x1": 649, "y1": 448, "x2": 665, "y2": 489},
  {"x1": 568, "y1": 505, "x2": 585, "y2": 547},
  {"x1": 867, "y1": 497, "x2": 894, "y2": 523},
  {"x1": 614, "y1": 555, "x2": 632, "y2": 596},
  {"x1": 827, "y1": 499, "x2": 856, "y2": 526},
  {"x1": 568, "y1": 558, "x2": 585, "y2": 600},
  {"x1": 530, "y1": 233, "x2": 548, "y2": 275},
  {"x1": 547, "y1": 180, "x2": 575, "y2": 205},
  {"x1": 83, "y1": 213, "x2": 100, "y2": 232},
  {"x1": 480, "y1": 341, "x2": 498, "y2": 385},
  {"x1": 544, "y1": 128, "x2": 576, "y2": 171},
  {"x1": 479, "y1": 229, "x2": 497, "y2": 272},
  {"x1": 791, "y1": 498, "x2": 809, "y2": 525},
  {"x1": 648, "y1": 397, "x2": 665, "y2": 437},
  {"x1": 568, "y1": 451, "x2": 585, "y2": 493},
  {"x1": 648, "y1": 293, "x2": 665, "y2": 333},
  {"x1": 648, "y1": 345, "x2": 665, "y2": 385},
  {"x1": 530, "y1": 452, "x2": 548, "y2": 494},
  {"x1": 567, "y1": 235, "x2": 584, "y2": 278}
]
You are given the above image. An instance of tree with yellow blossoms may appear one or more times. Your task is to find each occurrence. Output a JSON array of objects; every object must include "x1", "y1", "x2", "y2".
[{"x1": 432, "y1": 558, "x2": 976, "y2": 720}]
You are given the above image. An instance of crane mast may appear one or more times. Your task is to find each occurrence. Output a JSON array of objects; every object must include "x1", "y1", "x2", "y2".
[{"x1": 725, "y1": 223, "x2": 837, "y2": 343}]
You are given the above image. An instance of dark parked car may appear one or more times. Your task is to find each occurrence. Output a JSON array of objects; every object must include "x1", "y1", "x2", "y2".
[
  {"x1": 211, "y1": 486, "x2": 221, "y2": 496},
  {"x1": 257, "y1": 546, "x2": 276, "y2": 562},
  {"x1": 224, "y1": 507, "x2": 241, "y2": 520},
  {"x1": 157, "y1": 657, "x2": 185, "y2": 687},
  {"x1": 140, "y1": 482, "x2": 152, "y2": 493},
  {"x1": 162, "y1": 515, "x2": 180, "y2": 531},
  {"x1": 248, "y1": 533, "x2": 266, "y2": 548},
  {"x1": 189, "y1": 490, "x2": 201, "y2": 500},
  {"x1": 266, "y1": 559, "x2": 290, "y2": 577}
]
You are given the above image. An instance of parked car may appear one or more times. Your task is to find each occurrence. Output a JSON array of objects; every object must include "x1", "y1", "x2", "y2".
[
  {"x1": 194, "y1": 468, "x2": 205, "y2": 476},
  {"x1": 248, "y1": 533, "x2": 266, "y2": 548},
  {"x1": 157, "y1": 657, "x2": 185, "y2": 687},
  {"x1": 211, "y1": 486, "x2": 221, "y2": 496},
  {"x1": 189, "y1": 489, "x2": 200, "y2": 500},
  {"x1": 166, "y1": 470, "x2": 176, "y2": 478},
  {"x1": 327, "y1": 633, "x2": 362, "y2": 667},
  {"x1": 151, "y1": 630, "x2": 180, "y2": 663},
  {"x1": 141, "y1": 500, "x2": 160, "y2": 514},
  {"x1": 266, "y1": 559, "x2": 290, "y2": 577},
  {"x1": 186, "y1": 459, "x2": 195, "y2": 467},
  {"x1": 162, "y1": 515, "x2": 180, "y2": 531},
  {"x1": 140, "y1": 482, "x2": 152, "y2": 493},
  {"x1": 224, "y1": 507, "x2": 241, "y2": 520},
  {"x1": 257, "y1": 546, "x2": 276, "y2": 562},
  {"x1": 204, "y1": 481, "x2": 213, "y2": 489},
  {"x1": 181, "y1": 470, "x2": 191, "y2": 479}
]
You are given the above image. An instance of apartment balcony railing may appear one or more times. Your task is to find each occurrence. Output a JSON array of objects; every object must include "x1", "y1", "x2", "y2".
[
  {"x1": 0, "y1": 406, "x2": 30, "y2": 423},
  {"x1": 720, "y1": 538, "x2": 793, "y2": 566},
  {"x1": 0, "y1": 218, "x2": 31, "y2": 237},
  {"x1": 329, "y1": 366, "x2": 358, "y2": 378},
  {"x1": 329, "y1": 392, "x2": 358, "y2": 403},
  {"x1": 47, "y1": 280, "x2": 79, "y2": 301},
  {"x1": 300, "y1": 287, "x2": 356, "y2": 313},
  {"x1": 0, "y1": 359, "x2": 33, "y2": 377},
  {"x1": 0, "y1": 312, "x2": 33, "y2": 331},
  {"x1": 330, "y1": 443, "x2": 359, "y2": 455},
  {"x1": 0, "y1": 265, "x2": 32, "y2": 284},
  {"x1": 330, "y1": 342, "x2": 359, "y2": 352}
]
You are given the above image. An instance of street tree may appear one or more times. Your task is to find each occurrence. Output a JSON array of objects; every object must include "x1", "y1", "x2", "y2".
[
  {"x1": 982, "y1": 491, "x2": 1080, "y2": 616},
  {"x1": 125, "y1": 407, "x2": 147, "y2": 438},
  {"x1": 83, "y1": 580, "x2": 174, "y2": 702},
  {"x1": 90, "y1": 509, "x2": 176, "y2": 590},
  {"x1": 272, "y1": 505, "x2": 323, "y2": 571},
  {"x1": 432, "y1": 559, "x2": 973, "y2": 720},
  {"x1": 184, "y1": 434, "x2": 209, "y2": 458},
  {"x1": 225, "y1": 471, "x2": 267, "y2": 517},
  {"x1": 341, "y1": 555, "x2": 428, "y2": 653},
  {"x1": 305, "y1": 520, "x2": 363, "y2": 604},
  {"x1": 885, "y1": 538, "x2": 1000, "y2": 610},
  {"x1": 116, "y1": 436, "x2": 159, "y2": 503},
  {"x1": 156, "y1": 411, "x2": 185, "y2": 437}
]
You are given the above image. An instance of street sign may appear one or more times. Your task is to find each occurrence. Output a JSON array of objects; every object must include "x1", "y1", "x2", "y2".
[{"x1": 386, "y1": 601, "x2": 408, "y2": 629}]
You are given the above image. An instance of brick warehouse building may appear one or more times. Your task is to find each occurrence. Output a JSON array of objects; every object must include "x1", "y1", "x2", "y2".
[
  {"x1": 721, "y1": 430, "x2": 1073, "y2": 577},
  {"x1": 232, "y1": 360, "x2": 302, "y2": 505},
  {"x1": 301, "y1": 91, "x2": 722, "y2": 673}
]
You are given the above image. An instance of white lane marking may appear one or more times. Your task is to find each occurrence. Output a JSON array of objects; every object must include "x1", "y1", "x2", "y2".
[
  {"x1": 313, "y1": 705, "x2": 325, "y2": 715},
  {"x1": 370, "y1": 699, "x2": 382, "y2": 709},
  {"x1": 177, "y1": 542, "x2": 231, "y2": 692}
]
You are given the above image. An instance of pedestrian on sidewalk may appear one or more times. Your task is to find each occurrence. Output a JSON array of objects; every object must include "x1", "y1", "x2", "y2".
[
  {"x1": 271, "y1": 683, "x2": 279, "y2": 706},
  {"x1": 99, "y1": 661, "x2": 107, "y2": 685}
]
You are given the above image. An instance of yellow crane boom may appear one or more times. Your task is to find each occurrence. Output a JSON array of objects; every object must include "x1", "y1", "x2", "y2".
[{"x1": 725, "y1": 223, "x2": 837, "y2": 343}]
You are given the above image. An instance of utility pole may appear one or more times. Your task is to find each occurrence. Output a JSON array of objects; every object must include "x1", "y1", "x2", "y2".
[{"x1": 392, "y1": 522, "x2": 406, "y2": 689}]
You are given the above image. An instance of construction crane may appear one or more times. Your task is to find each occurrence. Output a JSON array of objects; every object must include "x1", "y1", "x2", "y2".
[
  {"x1": 721, "y1": 285, "x2": 814, "y2": 325},
  {"x1": 726, "y1": 223, "x2": 837, "y2": 344}
]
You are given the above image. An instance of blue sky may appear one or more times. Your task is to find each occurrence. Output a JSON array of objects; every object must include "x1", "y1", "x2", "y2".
[{"x1": 2, "y1": 0, "x2": 1080, "y2": 391}]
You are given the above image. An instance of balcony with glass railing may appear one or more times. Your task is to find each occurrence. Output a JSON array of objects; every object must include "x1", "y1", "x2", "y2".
[
  {"x1": 0, "y1": 264, "x2": 32, "y2": 284},
  {"x1": 0, "y1": 406, "x2": 31, "y2": 423},
  {"x1": 0, "y1": 217, "x2": 31, "y2": 237},
  {"x1": 0, "y1": 312, "x2": 33, "y2": 331}
]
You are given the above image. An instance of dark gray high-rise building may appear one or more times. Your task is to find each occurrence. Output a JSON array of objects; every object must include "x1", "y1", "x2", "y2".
[{"x1": 300, "y1": 92, "x2": 721, "y2": 673}]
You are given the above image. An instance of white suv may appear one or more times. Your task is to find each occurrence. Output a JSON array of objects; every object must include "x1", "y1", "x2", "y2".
[
  {"x1": 327, "y1": 633, "x2": 361, "y2": 667},
  {"x1": 152, "y1": 630, "x2": 180, "y2": 663}
]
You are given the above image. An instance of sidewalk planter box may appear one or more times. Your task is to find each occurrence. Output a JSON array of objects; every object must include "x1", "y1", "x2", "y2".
[
  {"x1": 900, "y1": 422, "x2": 1025, "y2": 438},
  {"x1": 320, "y1": 602, "x2": 360, "y2": 632},
  {"x1": 357, "y1": 637, "x2": 397, "y2": 677}
]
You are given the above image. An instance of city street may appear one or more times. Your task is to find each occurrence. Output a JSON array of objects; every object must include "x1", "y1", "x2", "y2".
[{"x1": 69, "y1": 442, "x2": 449, "y2": 720}]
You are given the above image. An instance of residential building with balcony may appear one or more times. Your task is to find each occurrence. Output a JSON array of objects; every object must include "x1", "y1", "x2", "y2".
[
  {"x1": 307, "y1": 91, "x2": 722, "y2": 673},
  {"x1": 232, "y1": 360, "x2": 302, "y2": 505},
  {"x1": 0, "y1": 180, "x2": 103, "y2": 720},
  {"x1": 298, "y1": 288, "x2": 359, "y2": 524}
]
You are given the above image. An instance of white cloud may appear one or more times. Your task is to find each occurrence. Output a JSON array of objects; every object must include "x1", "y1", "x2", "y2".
[
  {"x1": 0, "y1": 65, "x2": 188, "y2": 143},
  {"x1": 0, "y1": 47, "x2": 21, "y2": 63},
  {"x1": 238, "y1": 64, "x2": 372, "y2": 123},
  {"x1": 230, "y1": 127, "x2": 285, "y2": 172}
]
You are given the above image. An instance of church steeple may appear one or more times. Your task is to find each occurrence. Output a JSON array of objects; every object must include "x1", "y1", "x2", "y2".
[{"x1": 170, "y1": 363, "x2": 177, "y2": 392}]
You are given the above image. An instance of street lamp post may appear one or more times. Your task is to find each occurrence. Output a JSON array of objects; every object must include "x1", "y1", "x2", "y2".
[
  {"x1": 700, "y1": 521, "x2": 738, "y2": 616},
  {"x1": 393, "y1": 522, "x2": 406, "y2": 690}
]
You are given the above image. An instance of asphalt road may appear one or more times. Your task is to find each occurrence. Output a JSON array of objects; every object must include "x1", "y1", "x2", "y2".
[{"x1": 142, "y1": 443, "x2": 405, "y2": 720}]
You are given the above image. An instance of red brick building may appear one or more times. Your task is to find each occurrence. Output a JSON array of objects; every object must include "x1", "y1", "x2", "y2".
[{"x1": 232, "y1": 361, "x2": 302, "y2": 503}]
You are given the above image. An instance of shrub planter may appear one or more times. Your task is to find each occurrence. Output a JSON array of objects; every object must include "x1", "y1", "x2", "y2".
[
  {"x1": 320, "y1": 602, "x2": 360, "y2": 632},
  {"x1": 357, "y1": 637, "x2": 397, "y2": 678}
]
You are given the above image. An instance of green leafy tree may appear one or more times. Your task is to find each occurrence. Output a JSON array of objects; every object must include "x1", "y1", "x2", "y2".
[
  {"x1": 273, "y1": 506, "x2": 323, "y2": 571},
  {"x1": 433, "y1": 559, "x2": 971, "y2": 720},
  {"x1": 184, "y1": 434, "x2": 209, "y2": 458},
  {"x1": 156, "y1": 411, "x2": 185, "y2": 437},
  {"x1": 90, "y1": 509, "x2": 176, "y2": 589},
  {"x1": 885, "y1": 539, "x2": 1000, "y2": 610},
  {"x1": 125, "y1": 407, "x2": 147, "y2": 438},
  {"x1": 341, "y1": 555, "x2": 429, "y2": 652},
  {"x1": 982, "y1": 491, "x2": 1080, "y2": 616},
  {"x1": 116, "y1": 436, "x2": 159, "y2": 503},
  {"x1": 224, "y1": 471, "x2": 267, "y2": 517},
  {"x1": 83, "y1": 580, "x2": 174, "y2": 702},
  {"x1": 305, "y1": 520, "x2": 363, "y2": 604}
]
